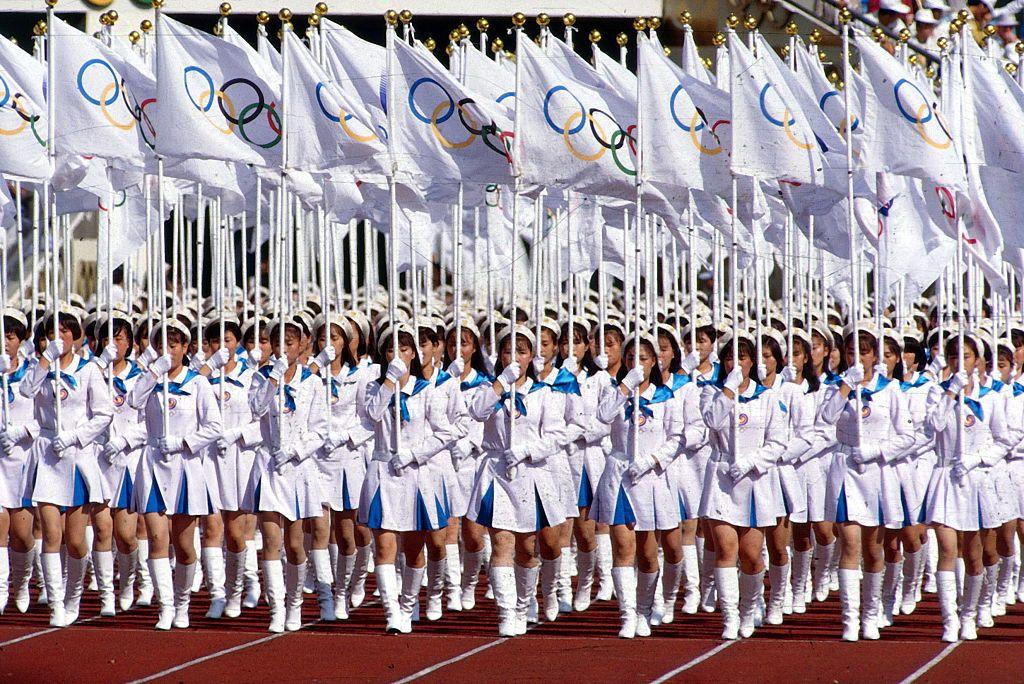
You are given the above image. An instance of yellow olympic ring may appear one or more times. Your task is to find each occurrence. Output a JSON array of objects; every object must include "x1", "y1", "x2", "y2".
[
  {"x1": 562, "y1": 110, "x2": 606, "y2": 162},
  {"x1": 689, "y1": 111, "x2": 722, "y2": 156},
  {"x1": 198, "y1": 89, "x2": 236, "y2": 135},
  {"x1": 338, "y1": 109, "x2": 377, "y2": 143},
  {"x1": 782, "y1": 109, "x2": 814, "y2": 151},
  {"x1": 99, "y1": 82, "x2": 137, "y2": 131},
  {"x1": 0, "y1": 109, "x2": 28, "y2": 137},
  {"x1": 430, "y1": 101, "x2": 475, "y2": 150},
  {"x1": 914, "y1": 103, "x2": 951, "y2": 150}
]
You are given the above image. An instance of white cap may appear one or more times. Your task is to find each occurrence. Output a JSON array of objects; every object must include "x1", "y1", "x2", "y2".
[
  {"x1": 993, "y1": 10, "x2": 1019, "y2": 26},
  {"x1": 879, "y1": 0, "x2": 912, "y2": 12},
  {"x1": 914, "y1": 8, "x2": 940, "y2": 23},
  {"x1": 922, "y1": 0, "x2": 949, "y2": 10}
]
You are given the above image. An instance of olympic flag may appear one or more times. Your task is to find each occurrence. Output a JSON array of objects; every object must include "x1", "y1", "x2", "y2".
[{"x1": 0, "y1": 62, "x2": 49, "y2": 179}]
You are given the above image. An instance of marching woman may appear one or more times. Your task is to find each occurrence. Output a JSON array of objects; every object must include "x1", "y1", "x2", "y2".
[
  {"x1": 92, "y1": 312, "x2": 148, "y2": 614},
  {"x1": 0, "y1": 309, "x2": 39, "y2": 614},
  {"x1": 590, "y1": 332, "x2": 684, "y2": 638},
  {"x1": 444, "y1": 318, "x2": 492, "y2": 609},
  {"x1": 309, "y1": 314, "x2": 375, "y2": 620},
  {"x1": 360, "y1": 321, "x2": 454, "y2": 634},
  {"x1": 243, "y1": 319, "x2": 328, "y2": 633},
  {"x1": 923, "y1": 334, "x2": 1008, "y2": 641},
  {"x1": 655, "y1": 324, "x2": 707, "y2": 621},
  {"x1": 466, "y1": 325, "x2": 569, "y2": 637},
  {"x1": 819, "y1": 325, "x2": 913, "y2": 641},
  {"x1": 21, "y1": 309, "x2": 113, "y2": 627},
  {"x1": 128, "y1": 320, "x2": 222, "y2": 630},
  {"x1": 698, "y1": 332, "x2": 787, "y2": 640},
  {"x1": 200, "y1": 318, "x2": 262, "y2": 619}
]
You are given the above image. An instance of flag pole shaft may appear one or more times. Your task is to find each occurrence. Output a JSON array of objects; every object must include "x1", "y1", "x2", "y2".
[{"x1": 841, "y1": 17, "x2": 862, "y2": 444}]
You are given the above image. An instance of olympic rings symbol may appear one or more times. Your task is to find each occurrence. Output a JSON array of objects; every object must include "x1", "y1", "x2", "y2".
[
  {"x1": 668, "y1": 85, "x2": 727, "y2": 156},
  {"x1": 183, "y1": 65, "x2": 281, "y2": 149},
  {"x1": 406, "y1": 77, "x2": 512, "y2": 163},
  {"x1": 818, "y1": 90, "x2": 859, "y2": 136},
  {"x1": 543, "y1": 85, "x2": 636, "y2": 176},
  {"x1": 76, "y1": 58, "x2": 156, "y2": 148},
  {"x1": 894, "y1": 79, "x2": 952, "y2": 151},
  {"x1": 758, "y1": 83, "x2": 815, "y2": 151},
  {"x1": 97, "y1": 189, "x2": 127, "y2": 212},
  {"x1": 314, "y1": 82, "x2": 378, "y2": 142},
  {"x1": 0, "y1": 74, "x2": 45, "y2": 147}
]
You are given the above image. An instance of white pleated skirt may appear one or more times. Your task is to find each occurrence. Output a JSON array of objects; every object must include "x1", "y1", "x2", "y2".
[
  {"x1": 699, "y1": 455, "x2": 787, "y2": 529},
  {"x1": 242, "y1": 448, "x2": 325, "y2": 522},
  {"x1": 465, "y1": 451, "x2": 566, "y2": 533},
  {"x1": 667, "y1": 447, "x2": 710, "y2": 522},
  {"x1": 358, "y1": 455, "x2": 448, "y2": 532},
  {"x1": 567, "y1": 442, "x2": 606, "y2": 512},
  {"x1": 22, "y1": 435, "x2": 105, "y2": 508},
  {"x1": 318, "y1": 443, "x2": 368, "y2": 513},
  {"x1": 797, "y1": 455, "x2": 830, "y2": 523},
  {"x1": 825, "y1": 447, "x2": 885, "y2": 527},
  {"x1": 591, "y1": 450, "x2": 681, "y2": 531},
  {"x1": 921, "y1": 462, "x2": 1005, "y2": 531},
  {"x1": 135, "y1": 446, "x2": 216, "y2": 517},
  {"x1": 0, "y1": 443, "x2": 31, "y2": 508}
]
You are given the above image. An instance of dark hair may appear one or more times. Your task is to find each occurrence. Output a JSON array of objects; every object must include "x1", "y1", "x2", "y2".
[
  {"x1": 444, "y1": 327, "x2": 489, "y2": 378},
  {"x1": 791, "y1": 337, "x2": 820, "y2": 393},
  {"x1": 204, "y1": 320, "x2": 243, "y2": 347},
  {"x1": 883, "y1": 338, "x2": 905, "y2": 383},
  {"x1": 558, "y1": 321, "x2": 599, "y2": 375},
  {"x1": 494, "y1": 334, "x2": 538, "y2": 382},
  {"x1": 903, "y1": 337, "x2": 927, "y2": 374},
  {"x1": 347, "y1": 317, "x2": 369, "y2": 358},
  {"x1": 657, "y1": 329, "x2": 682, "y2": 374},
  {"x1": 98, "y1": 318, "x2": 134, "y2": 347},
  {"x1": 376, "y1": 331, "x2": 423, "y2": 383},
  {"x1": 3, "y1": 316, "x2": 27, "y2": 342},
  {"x1": 160, "y1": 328, "x2": 189, "y2": 348},
  {"x1": 1012, "y1": 330, "x2": 1024, "y2": 350},
  {"x1": 269, "y1": 322, "x2": 303, "y2": 343},
  {"x1": 717, "y1": 338, "x2": 761, "y2": 386},
  {"x1": 318, "y1": 322, "x2": 358, "y2": 370},
  {"x1": 761, "y1": 335, "x2": 785, "y2": 376},
  {"x1": 944, "y1": 336, "x2": 980, "y2": 365},
  {"x1": 135, "y1": 319, "x2": 150, "y2": 348},
  {"x1": 696, "y1": 324, "x2": 718, "y2": 344},
  {"x1": 418, "y1": 326, "x2": 440, "y2": 347},
  {"x1": 624, "y1": 338, "x2": 664, "y2": 389}
]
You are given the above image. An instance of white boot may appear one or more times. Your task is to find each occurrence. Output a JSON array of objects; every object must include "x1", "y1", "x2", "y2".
[
  {"x1": 202, "y1": 547, "x2": 227, "y2": 619},
  {"x1": 425, "y1": 558, "x2": 446, "y2": 621},
  {"x1": 0, "y1": 546, "x2": 8, "y2": 615},
  {"x1": 136, "y1": 539, "x2": 153, "y2": 606},
  {"x1": 860, "y1": 571, "x2": 882, "y2": 640},
  {"x1": 595, "y1": 534, "x2": 614, "y2": 601},
  {"x1": 242, "y1": 539, "x2": 261, "y2": 609},
  {"x1": 960, "y1": 572, "x2": 982, "y2": 641},
  {"x1": 839, "y1": 568, "x2": 860, "y2": 641},
  {"x1": 310, "y1": 549, "x2": 335, "y2": 621},
  {"x1": 444, "y1": 544, "x2": 463, "y2": 612},
  {"x1": 557, "y1": 549, "x2": 574, "y2": 612},
  {"x1": 333, "y1": 553, "x2": 355, "y2": 620},
  {"x1": 191, "y1": 532, "x2": 204, "y2": 594},
  {"x1": 879, "y1": 561, "x2": 901, "y2": 628},
  {"x1": 791, "y1": 550, "x2": 811, "y2": 614},
  {"x1": 900, "y1": 550, "x2": 922, "y2": 615},
  {"x1": 766, "y1": 563, "x2": 787, "y2": 625},
  {"x1": 10, "y1": 549, "x2": 33, "y2": 613},
  {"x1": 994, "y1": 554, "x2": 1014, "y2": 617},
  {"x1": 63, "y1": 554, "x2": 88, "y2": 626},
  {"x1": 661, "y1": 560, "x2": 683, "y2": 625},
  {"x1": 398, "y1": 564, "x2": 425, "y2": 634},
  {"x1": 173, "y1": 561, "x2": 196, "y2": 629},
  {"x1": 681, "y1": 545, "x2": 700, "y2": 615},
  {"x1": 612, "y1": 566, "x2": 638, "y2": 639},
  {"x1": 284, "y1": 561, "x2": 306, "y2": 631},
  {"x1": 739, "y1": 571, "x2": 764, "y2": 638},
  {"x1": 34, "y1": 539, "x2": 47, "y2": 606},
  {"x1": 541, "y1": 557, "x2": 560, "y2": 622},
  {"x1": 148, "y1": 557, "x2": 174, "y2": 630},
  {"x1": 92, "y1": 550, "x2": 116, "y2": 617},
  {"x1": 41, "y1": 552, "x2": 66, "y2": 627},
  {"x1": 813, "y1": 541, "x2": 835, "y2": 602},
  {"x1": 514, "y1": 564, "x2": 539, "y2": 635},
  {"x1": 573, "y1": 549, "x2": 596, "y2": 612},
  {"x1": 374, "y1": 563, "x2": 402, "y2": 633},
  {"x1": 349, "y1": 544, "x2": 371, "y2": 609},
  {"x1": 715, "y1": 566, "x2": 739, "y2": 640},
  {"x1": 489, "y1": 566, "x2": 516, "y2": 636},
  {"x1": 978, "y1": 564, "x2": 998, "y2": 628},
  {"x1": 224, "y1": 550, "x2": 245, "y2": 618},
  {"x1": 636, "y1": 570, "x2": 658, "y2": 637},
  {"x1": 263, "y1": 560, "x2": 285, "y2": 633},
  {"x1": 461, "y1": 549, "x2": 483, "y2": 610},
  {"x1": 700, "y1": 549, "x2": 718, "y2": 612},
  {"x1": 117, "y1": 549, "x2": 137, "y2": 612},
  {"x1": 937, "y1": 570, "x2": 959, "y2": 642},
  {"x1": 924, "y1": 532, "x2": 939, "y2": 594}
]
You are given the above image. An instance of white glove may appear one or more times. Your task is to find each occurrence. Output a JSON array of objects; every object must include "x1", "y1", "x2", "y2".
[
  {"x1": 447, "y1": 357, "x2": 465, "y2": 378},
  {"x1": 51, "y1": 431, "x2": 76, "y2": 455},
  {"x1": 507, "y1": 442, "x2": 531, "y2": 466},
  {"x1": 486, "y1": 353, "x2": 497, "y2": 373},
  {"x1": 873, "y1": 363, "x2": 888, "y2": 378},
  {"x1": 159, "y1": 435, "x2": 184, "y2": 457},
  {"x1": 94, "y1": 343, "x2": 119, "y2": 370},
  {"x1": 724, "y1": 368, "x2": 744, "y2": 394},
  {"x1": 271, "y1": 447, "x2": 294, "y2": 473},
  {"x1": 497, "y1": 361, "x2": 521, "y2": 392},
  {"x1": 385, "y1": 358, "x2": 408, "y2": 384},
  {"x1": 622, "y1": 367, "x2": 645, "y2": 393},
  {"x1": 947, "y1": 370, "x2": 969, "y2": 396},
  {"x1": 0, "y1": 354, "x2": 11, "y2": 374},
  {"x1": 926, "y1": 354, "x2": 947, "y2": 378},
  {"x1": 450, "y1": 442, "x2": 470, "y2": 470},
  {"x1": 626, "y1": 453, "x2": 657, "y2": 481},
  {"x1": 842, "y1": 364, "x2": 865, "y2": 388},
  {"x1": 728, "y1": 459, "x2": 754, "y2": 483},
  {"x1": 269, "y1": 356, "x2": 289, "y2": 383},
  {"x1": 532, "y1": 356, "x2": 546, "y2": 375},
  {"x1": 757, "y1": 363, "x2": 768, "y2": 381},
  {"x1": 391, "y1": 447, "x2": 416, "y2": 471},
  {"x1": 781, "y1": 364, "x2": 797, "y2": 383},
  {"x1": 138, "y1": 345, "x2": 158, "y2": 368},
  {"x1": 149, "y1": 354, "x2": 172, "y2": 378},
  {"x1": 709, "y1": 350, "x2": 720, "y2": 364},
  {"x1": 42, "y1": 339, "x2": 64, "y2": 364},
  {"x1": 101, "y1": 436, "x2": 128, "y2": 462},
  {"x1": 850, "y1": 445, "x2": 880, "y2": 466},
  {"x1": 0, "y1": 424, "x2": 28, "y2": 452},
  {"x1": 951, "y1": 462, "x2": 969, "y2": 482},
  {"x1": 680, "y1": 351, "x2": 701, "y2": 374},
  {"x1": 205, "y1": 348, "x2": 231, "y2": 372},
  {"x1": 594, "y1": 353, "x2": 609, "y2": 370},
  {"x1": 248, "y1": 347, "x2": 263, "y2": 365},
  {"x1": 188, "y1": 351, "x2": 206, "y2": 372},
  {"x1": 18, "y1": 340, "x2": 34, "y2": 360},
  {"x1": 313, "y1": 345, "x2": 336, "y2": 369},
  {"x1": 562, "y1": 356, "x2": 578, "y2": 375},
  {"x1": 217, "y1": 427, "x2": 242, "y2": 453}
]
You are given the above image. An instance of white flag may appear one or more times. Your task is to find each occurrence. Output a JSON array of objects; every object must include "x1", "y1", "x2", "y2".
[{"x1": 0, "y1": 63, "x2": 49, "y2": 179}]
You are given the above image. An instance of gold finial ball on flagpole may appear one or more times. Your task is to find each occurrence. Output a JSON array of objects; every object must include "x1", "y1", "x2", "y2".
[
  {"x1": 445, "y1": 44, "x2": 453, "y2": 55},
  {"x1": 448, "y1": 28, "x2": 460, "y2": 41},
  {"x1": 536, "y1": 13, "x2": 550, "y2": 27},
  {"x1": 588, "y1": 29, "x2": 601, "y2": 43},
  {"x1": 476, "y1": 18, "x2": 489, "y2": 32},
  {"x1": 616, "y1": 32, "x2": 628, "y2": 46},
  {"x1": 141, "y1": 19, "x2": 153, "y2": 31},
  {"x1": 424, "y1": 36, "x2": 435, "y2": 51},
  {"x1": 725, "y1": 14, "x2": 740, "y2": 29},
  {"x1": 871, "y1": 25, "x2": 884, "y2": 41},
  {"x1": 838, "y1": 7, "x2": 852, "y2": 24},
  {"x1": 1016, "y1": 40, "x2": 1024, "y2": 55},
  {"x1": 702, "y1": 56, "x2": 713, "y2": 68},
  {"x1": 307, "y1": 14, "x2": 320, "y2": 26},
  {"x1": 957, "y1": 8, "x2": 970, "y2": 22},
  {"x1": 648, "y1": 17, "x2": 661, "y2": 30},
  {"x1": 1007, "y1": 63, "x2": 1018, "y2": 75},
  {"x1": 490, "y1": 37, "x2": 503, "y2": 52},
  {"x1": 129, "y1": 30, "x2": 141, "y2": 43},
  {"x1": 780, "y1": 44, "x2": 790, "y2": 58},
  {"x1": 679, "y1": 10, "x2": 692, "y2": 25},
  {"x1": 256, "y1": 11, "x2": 270, "y2": 24},
  {"x1": 315, "y1": 2, "x2": 328, "y2": 15},
  {"x1": 818, "y1": 50, "x2": 827, "y2": 61},
  {"x1": 399, "y1": 9, "x2": 412, "y2": 23},
  {"x1": 33, "y1": 20, "x2": 46, "y2": 35},
  {"x1": 219, "y1": 2, "x2": 231, "y2": 16},
  {"x1": 44, "y1": 0, "x2": 57, "y2": 7},
  {"x1": 984, "y1": 24, "x2": 997, "y2": 36},
  {"x1": 632, "y1": 17, "x2": 647, "y2": 31},
  {"x1": 563, "y1": 13, "x2": 576, "y2": 27},
  {"x1": 712, "y1": 31, "x2": 725, "y2": 46},
  {"x1": 279, "y1": 8, "x2": 292, "y2": 21},
  {"x1": 384, "y1": 10, "x2": 399, "y2": 25},
  {"x1": 663, "y1": 46, "x2": 671, "y2": 56},
  {"x1": 908, "y1": 53, "x2": 919, "y2": 65},
  {"x1": 743, "y1": 15, "x2": 757, "y2": 30},
  {"x1": 511, "y1": 12, "x2": 526, "y2": 27},
  {"x1": 151, "y1": 0, "x2": 164, "y2": 9},
  {"x1": 785, "y1": 21, "x2": 798, "y2": 35},
  {"x1": 936, "y1": 36, "x2": 949, "y2": 50},
  {"x1": 458, "y1": 23, "x2": 469, "y2": 38},
  {"x1": 108, "y1": 10, "x2": 119, "y2": 23},
  {"x1": 808, "y1": 28, "x2": 821, "y2": 44},
  {"x1": 926, "y1": 65, "x2": 937, "y2": 78},
  {"x1": 898, "y1": 27, "x2": 910, "y2": 42},
  {"x1": 99, "y1": 13, "x2": 110, "y2": 26}
]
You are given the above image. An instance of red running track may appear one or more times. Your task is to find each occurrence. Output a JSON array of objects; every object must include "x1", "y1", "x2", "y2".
[{"x1": 3, "y1": 586, "x2": 1024, "y2": 683}]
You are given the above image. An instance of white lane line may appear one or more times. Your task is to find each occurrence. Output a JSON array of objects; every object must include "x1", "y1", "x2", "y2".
[
  {"x1": 392, "y1": 638, "x2": 509, "y2": 683},
  {"x1": 648, "y1": 641, "x2": 737, "y2": 684},
  {"x1": 898, "y1": 642, "x2": 960, "y2": 684},
  {"x1": 0, "y1": 616, "x2": 101, "y2": 648}
]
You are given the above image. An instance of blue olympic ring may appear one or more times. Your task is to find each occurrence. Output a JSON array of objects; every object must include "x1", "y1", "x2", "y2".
[
  {"x1": 0, "y1": 74, "x2": 9, "y2": 109},
  {"x1": 408, "y1": 77, "x2": 454, "y2": 125},
  {"x1": 183, "y1": 65, "x2": 215, "y2": 113},
  {"x1": 893, "y1": 78, "x2": 933, "y2": 124},
  {"x1": 669, "y1": 85, "x2": 704, "y2": 133},
  {"x1": 77, "y1": 59, "x2": 120, "y2": 106},
  {"x1": 315, "y1": 82, "x2": 340, "y2": 122},
  {"x1": 758, "y1": 83, "x2": 795, "y2": 127},
  {"x1": 543, "y1": 85, "x2": 586, "y2": 136},
  {"x1": 497, "y1": 91, "x2": 515, "y2": 105},
  {"x1": 818, "y1": 90, "x2": 860, "y2": 131}
]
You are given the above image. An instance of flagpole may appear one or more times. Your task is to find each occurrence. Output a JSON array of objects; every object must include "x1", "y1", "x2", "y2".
[
  {"x1": 726, "y1": 15, "x2": 741, "y2": 455},
  {"x1": 630, "y1": 18, "x2": 647, "y2": 462},
  {"x1": 507, "y1": 12, "x2": 527, "y2": 446},
  {"x1": 385, "y1": 10, "x2": 403, "y2": 453},
  {"x1": 44, "y1": 0, "x2": 62, "y2": 433},
  {"x1": 276, "y1": 9, "x2": 296, "y2": 449},
  {"x1": 955, "y1": 20, "x2": 969, "y2": 464}
]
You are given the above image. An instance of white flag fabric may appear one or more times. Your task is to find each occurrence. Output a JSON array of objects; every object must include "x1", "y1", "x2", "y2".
[
  {"x1": 319, "y1": 20, "x2": 388, "y2": 139},
  {"x1": 155, "y1": 15, "x2": 282, "y2": 167},
  {"x1": 0, "y1": 38, "x2": 46, "y2": 108},
  {"x1": 0, "y1": 62, "x2": 49, "y2": 179},
  {"x1": 458, "y1": 44, "x2": 515, "y2": 117},
  {"x1": 963, "y1": 38, "x2": 1024, "y2": 174},
  {"x1": 680, "y1": 29, "x2": 714, "y2": 85}
]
